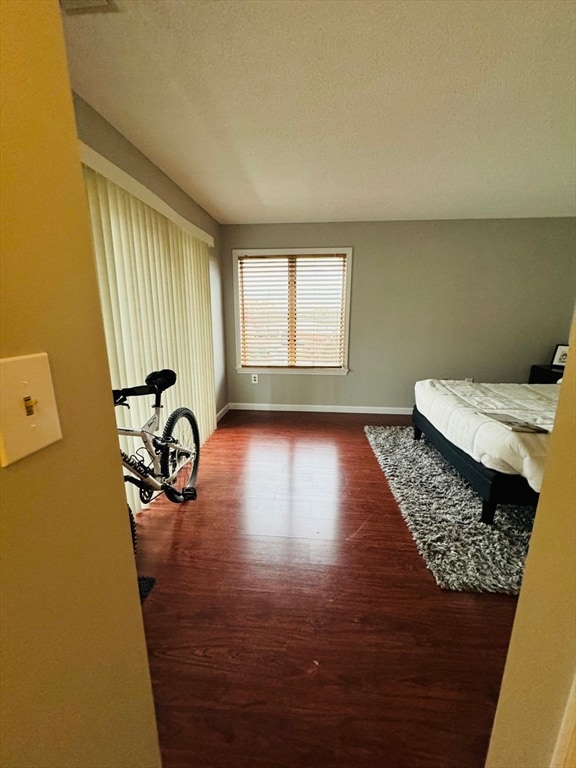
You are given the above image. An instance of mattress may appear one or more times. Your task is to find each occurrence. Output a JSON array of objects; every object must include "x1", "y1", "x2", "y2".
[{"x1": 414, "y1": 380, "x2": 560, "y2": 493}]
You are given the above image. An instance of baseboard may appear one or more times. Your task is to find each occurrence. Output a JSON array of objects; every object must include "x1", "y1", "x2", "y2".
[
  {"x1": 216, "y1": 403, "x2": 230, "y2": 422},
  {"x1": 228, "y1": 402, "x2": 412, "y2": 415}
]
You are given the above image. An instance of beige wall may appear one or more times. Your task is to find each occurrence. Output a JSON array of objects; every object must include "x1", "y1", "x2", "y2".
[
  {"x1": 0, "y1": 2, "x2": 161, "y2": 766},
  {"x1": 486, "y1": 318, "x2": 576, "y2": 768},
  {"x1": 221, "y1": 220, "x2": 575, "y2": 409},
  {"x1": 72, "y1": 95, "x2": 229, "y2": 413}
]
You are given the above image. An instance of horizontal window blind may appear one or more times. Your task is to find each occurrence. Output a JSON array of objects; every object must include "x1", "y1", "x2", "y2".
[
  {"x1": 237, "y1": 253, "x2": 348, "y2": 368},
  {"x1": 83, "y1": 167, "x2": 216, "y2": 510}
]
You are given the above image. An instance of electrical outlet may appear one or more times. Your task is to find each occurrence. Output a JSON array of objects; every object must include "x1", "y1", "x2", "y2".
[
  {"x1": 251, "y1": 374, "x2": 259, "y2": 384},
  {"x1": 465, "y1": 377, "x2": 474, "y2": 382}
]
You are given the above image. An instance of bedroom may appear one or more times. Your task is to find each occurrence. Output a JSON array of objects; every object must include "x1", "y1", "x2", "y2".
[{"x1": 1, "y1": 2, "x2": 574, "y2": 768}]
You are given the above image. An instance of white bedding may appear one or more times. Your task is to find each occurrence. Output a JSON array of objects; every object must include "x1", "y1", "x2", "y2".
[{"x1": 414, "y1": 380, "x2": 561, "y2": 493}]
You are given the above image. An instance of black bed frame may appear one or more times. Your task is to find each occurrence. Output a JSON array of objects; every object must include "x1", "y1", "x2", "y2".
[{"x1": 412, "y1": 406, "x2": 539, "y2": 524}]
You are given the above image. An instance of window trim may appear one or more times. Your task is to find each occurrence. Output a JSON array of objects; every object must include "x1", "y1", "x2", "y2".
[{"x1": 232, "y1": 247, "x2": 353, "y2": 375}]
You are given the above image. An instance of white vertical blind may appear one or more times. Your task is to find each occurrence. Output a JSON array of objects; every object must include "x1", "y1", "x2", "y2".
[
  {"x1": 237, "y1": 253, "x2": 348, "y2": 368},
  {"x1": 83, "y1": 167, "x2": 216, "y2": 510}
]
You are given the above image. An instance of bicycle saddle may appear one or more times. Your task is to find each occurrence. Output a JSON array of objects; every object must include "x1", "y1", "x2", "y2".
[{"x1": 145, "y1": 369, "x2": 177, "y2": 392}]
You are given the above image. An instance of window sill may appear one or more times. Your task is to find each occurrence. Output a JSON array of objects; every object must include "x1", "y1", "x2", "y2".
[{"x1": 236, "y1": 367, "x2": 350, "y2": 376}]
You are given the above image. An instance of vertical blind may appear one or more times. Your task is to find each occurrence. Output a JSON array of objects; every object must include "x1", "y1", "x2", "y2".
[
  {"x1": 237, "y1": 254, "x2": 348, "y2": 367},
  {"x1": 83, "y1": 167, "x2": 216, "y2": 510}
]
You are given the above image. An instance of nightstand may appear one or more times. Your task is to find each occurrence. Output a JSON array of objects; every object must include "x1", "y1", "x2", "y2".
[{"x1": 529, "y1": 365, "x2": 563, "y2": 384}]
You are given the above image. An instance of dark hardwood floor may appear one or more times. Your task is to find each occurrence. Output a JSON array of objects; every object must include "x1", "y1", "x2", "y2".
[{"x1": 136, "y1": 411, "x2": 517, "y2": 768}]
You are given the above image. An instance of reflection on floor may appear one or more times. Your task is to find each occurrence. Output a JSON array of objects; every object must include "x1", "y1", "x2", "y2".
[
  {"x1": 136, "y1": 411, "x2": 517, "y2": 768},
  {"x1": 242, "y1": 439, "x2": 341, "y2": 546}
]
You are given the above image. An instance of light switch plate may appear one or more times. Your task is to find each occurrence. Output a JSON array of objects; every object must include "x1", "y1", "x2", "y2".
[{"x1": 0, "y1": 353, "x2": 63, "y2": 467}]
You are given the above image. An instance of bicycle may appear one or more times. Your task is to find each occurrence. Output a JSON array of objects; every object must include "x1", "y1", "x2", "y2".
[{"x1": 113, "y1": 368, "x2": 200, "y2": 514}]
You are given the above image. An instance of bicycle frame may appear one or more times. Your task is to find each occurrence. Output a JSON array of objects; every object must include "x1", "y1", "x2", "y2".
[
  {"x1": 118, "y1": 407, "x2": 163, "y2": 490},
  {"x1": 118, "y1": 405, "x2": 185, "y2": 494}
]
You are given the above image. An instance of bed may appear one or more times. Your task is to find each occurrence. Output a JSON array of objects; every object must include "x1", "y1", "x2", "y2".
[{"x1": 413, "y1": 380, "x2": 560, "y2": 524}]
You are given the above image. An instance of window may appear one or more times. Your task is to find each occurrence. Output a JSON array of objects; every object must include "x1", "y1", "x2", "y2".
[{"x1": 233, "y1": 248, "x2": 352, "y2": 373}]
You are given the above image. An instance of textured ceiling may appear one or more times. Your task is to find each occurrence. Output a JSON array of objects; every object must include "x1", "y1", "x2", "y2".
[{"x1": 62, "y1": 0, "x2": 576, "y2": 225}]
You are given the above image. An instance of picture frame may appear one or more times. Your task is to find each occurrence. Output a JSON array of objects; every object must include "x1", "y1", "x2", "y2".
[{"x1": 550, "y1": 344, "x2": 569, "y2": 368}]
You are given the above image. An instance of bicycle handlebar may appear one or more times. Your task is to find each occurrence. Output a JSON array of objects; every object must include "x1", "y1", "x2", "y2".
[{"x1": 113, "y1": 369, "x2": 177, "y2": 406}]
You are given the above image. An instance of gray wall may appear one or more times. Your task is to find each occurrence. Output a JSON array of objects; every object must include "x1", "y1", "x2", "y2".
[
  {"x1": 72, "y1": 95, "x2": 229, "y2": 413},
  {"x1": 221, "y1": 219, "x2": 575, "y2": 410}
]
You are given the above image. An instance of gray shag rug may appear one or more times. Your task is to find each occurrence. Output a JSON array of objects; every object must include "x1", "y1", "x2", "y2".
[{"x1": 364, "y1": 426, "x2": 536, "y2": 594}]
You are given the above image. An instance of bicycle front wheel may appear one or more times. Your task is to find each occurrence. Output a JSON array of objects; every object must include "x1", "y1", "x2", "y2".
[{"x1": 160, "y1": 407, "x2": 200, "y2": 502}]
